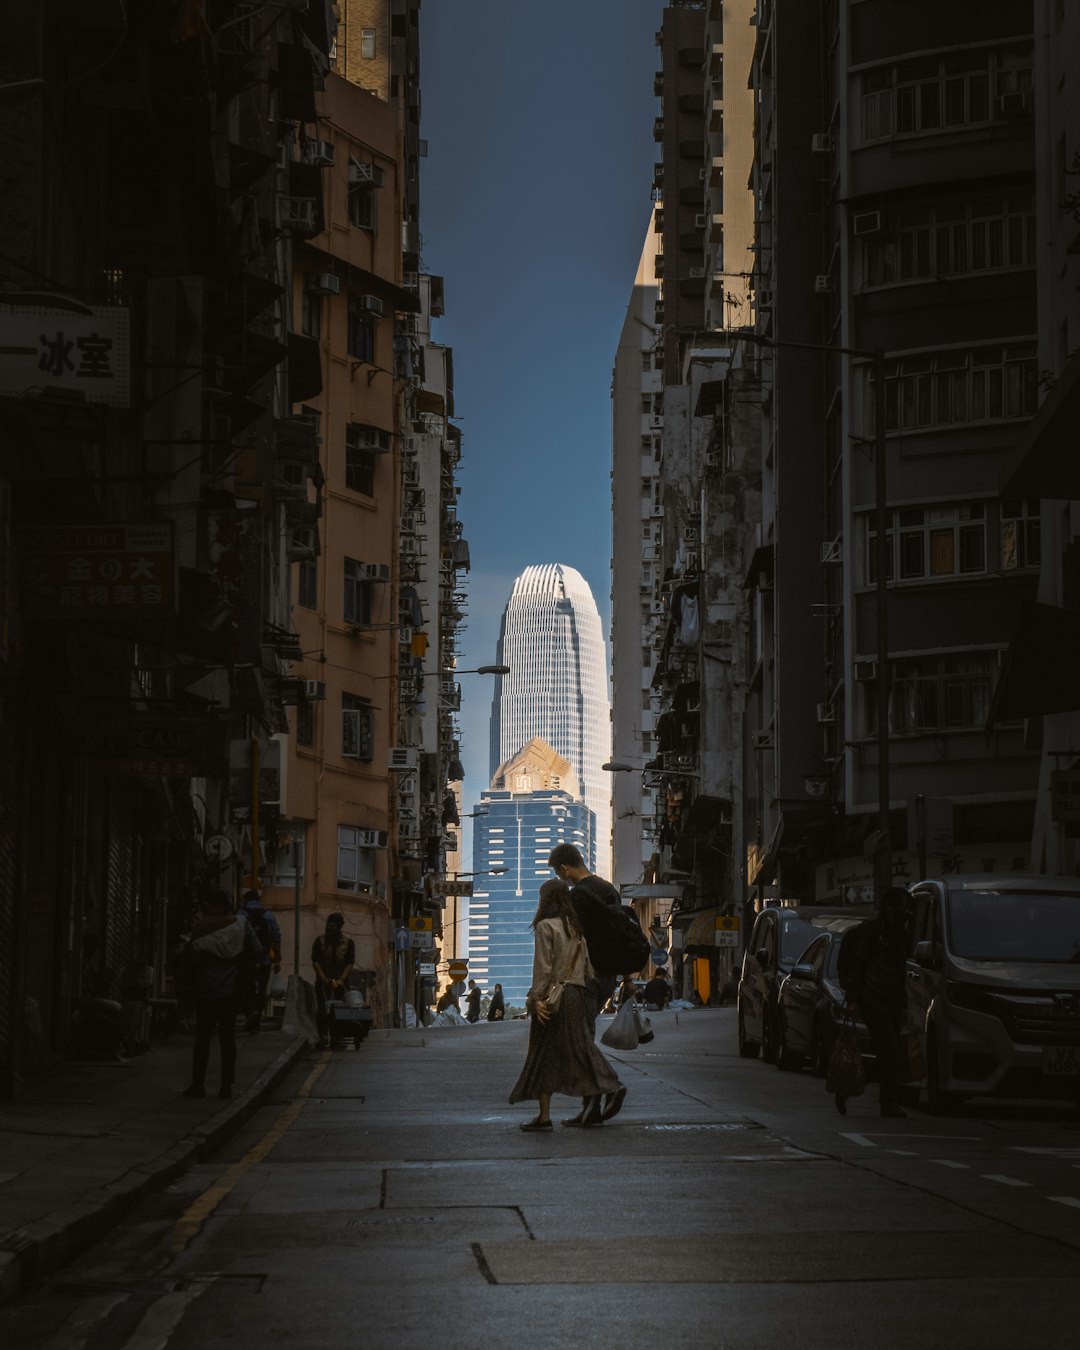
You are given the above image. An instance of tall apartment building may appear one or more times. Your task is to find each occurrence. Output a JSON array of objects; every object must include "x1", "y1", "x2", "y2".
[
  {"x1": 469, "y1": 739, "x2": 594, "y2": 1004},
  {"x1": 489, "y1": 564, "x2": 612, "y2": 877}
]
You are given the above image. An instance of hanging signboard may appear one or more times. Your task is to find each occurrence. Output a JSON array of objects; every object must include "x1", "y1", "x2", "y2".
[
  {"x1": 18, "y1": 522, "x2": 175, "y2": 619},
  {"x1": 0, "y1": 302, "x2": 131, "y2": 407}
]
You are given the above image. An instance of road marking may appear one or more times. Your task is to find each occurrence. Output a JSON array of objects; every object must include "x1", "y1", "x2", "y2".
[
  {"x1": 1014, "y1": 1147, "x2": 1080, "y2": 1159},
  {"x1": 887, "y1": 1149, "x2": 918, "y2": 1156},
  {"x1": 840, "y1": 1132, "x2": 982, "y2": 1148},
  {"x1": 42, "y1": 1292, "x2": 129, "y2": 1350},
  {"x1": 165, "y1": 1055, "x2": 329, "y2": 1257},
  {"x1": 1048, "y1": 1196, "x2": 1080, "y2": 1210},
  {"x1": 930, "y1": 1159, "x2": 969, "y2": 1169},
  {"x1": 981, "y1": 1174, "x2": 1029, "y2": 1187},
  {"x1": 119, "y1": 1278, "x2": 215, "y2": 1350}
]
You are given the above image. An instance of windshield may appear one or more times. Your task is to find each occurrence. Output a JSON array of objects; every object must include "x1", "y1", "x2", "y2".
[
  {"x1": 946, "y1": 888, "x2": 1080, "y2": 963},
  {"x1": 779, "y1": 917, "x2": 817, "y2": 965}
]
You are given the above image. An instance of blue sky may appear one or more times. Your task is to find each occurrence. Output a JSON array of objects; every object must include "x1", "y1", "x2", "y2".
[{"x1": 419, "y1": 0, "x2": 663, "y2": 846}]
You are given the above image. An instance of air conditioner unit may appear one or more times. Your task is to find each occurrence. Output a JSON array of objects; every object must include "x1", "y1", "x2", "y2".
[
  {"x1": 853, "y1": 209, "x2": 884, "y2": 237},
  {"x1": 694, "y1": 213, "x2": 708, "y2": 228},
  {"x1": 820, "y1": 537, "x2": 842, "y2": 565},
  {"x1": 998, "y1": 89, "x2": 1031, "y2": 116},
  {"x1": 361, "y1": 563, "x2": 391, "y2": 582},
  {"x1": 810, "y1": 132, "x2": 832, "y2": 154},
  {"x1": 397, "y1": 775, "x2": 418, "y2": 797},
  {"x1": 399, "y1": 515, "x2": 417, "y2": 536},
  {"x1": 306, "y1": 273, "x2": 340, "y2": 295},
  {"x1": 403, "y1": 468, "x2": 420, "y2": 487},
  {"x1": 348, "y1": 424, "x2": 392, "y2": 453},
  {"x1": 287, "y1": 527, "x2": 318, "y2": 560},
  {"x1": 389, "y1": 748, "x2": 419, "y2": 771},
  {"x1": 358, "y1": 294, "x2": 384, "y2": 317},
  {"x1": 816, "y1": 702, "x2": 835, "y2": 724},
  {"x1": 814, "y1": 274, "x2": 833, "y2": 294},
  {"x1": 698, "y1": 167, "x2": 708, "y2": 181},
  {"x1": 401, "y1": 537, "x2": 419, "y2": 555},
  {"x1": 303, "y1": 680, "x2": 327, "y2": 701},
  {"x1": 402, "y1": 271, "x2": 419, "y2": 291},
  {"x1": 355, "y1": 829, "x2": 389, "y2": 849},
  {"x1": 396, "y1": 627, "x2": 414, "y2": 646},
  {"x1": 683, "y1": 527, "x2": 699, "y2": 545},
  {"x1": 349, "y1": 161, "x2": 385, "y2": 187},
  {"x1": 854, "y1": 660, "x2": 878, "y2": 682},
  {"x1": 305, "y1": 139, "x2": 335, "y2": 168},
  {"x1": 752, "y1": 730, "x2": 773, "y2": 750},
  {"x1": 688, "y1": 267, "x2": 706, "y2": 278},
  {"x1": 398, "y1": 820, "x2": 420, "y2": 839},
  {"x1": 279, "y1": 197, "x2": 316, "y2": 231}
]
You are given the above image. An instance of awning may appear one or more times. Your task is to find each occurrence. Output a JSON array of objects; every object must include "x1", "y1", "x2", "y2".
[
  {"x1": 986, "y1": 600, "x2": 1080, "y2": 728},
  {"x1": 1002, "y1": 349, "x2": 1080, "y2": 499},
  {"x1": 677, "y1": 909, "x2": 719, "y2": 948}
]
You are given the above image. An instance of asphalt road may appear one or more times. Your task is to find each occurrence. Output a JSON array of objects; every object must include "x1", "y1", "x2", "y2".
[{"x1": 2, "y1": 1008, "x2": 1079, "y2": 1349}]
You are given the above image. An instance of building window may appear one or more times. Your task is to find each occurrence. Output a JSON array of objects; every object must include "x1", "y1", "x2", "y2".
[
  {"x1": 343, "y1": 558, "x2": 373, "y2": 626},
  {"x1": 867, "y1": 503, "x2": 986, "y2": 585},
  {"x1": 347, "y1": 298, "x2": 376, "y2": 362},
  {"x1": 265, "y1": 836, "x2": 306, "y2": 887},
  {"x1": 868, "y1": 345, "x2": 1037, "y2": 433},
  {"x1": 863, "y1": 194, "x2": 1036, "y2": 287},
  {"x1": 1001, "y1": 499, "x2": 1041, "y2": 570},
  {"x1": 301, "y1": 288, "x2": 322, "y2": 338},
  {"x1": 342, "y1": 693, "x2": 374, "y2": 760},
  {"x1": 861, "y1": 48, "x2": 1031, "y2": 144},
  {"x1": 360, "y1": 28, "x2": 376, "y2": 59},
  {"x1": 349, "y1": 180, "x2": 376, "y2": 231},
  {"x1": 298, "y1": 558, "x2": 317, "y2": 609},
  {"x1": 296, "y1": 700, "x2": 315, "y2": 748},
  {"x1": 345, "y1": 442, "x2": 376, "y2": 495},
  {"x1": 338, "y1": 825, "x2": 375, "y2": 890},
  {"x1": 868, "y1": 652, "x2": 997, "y2": 735}
]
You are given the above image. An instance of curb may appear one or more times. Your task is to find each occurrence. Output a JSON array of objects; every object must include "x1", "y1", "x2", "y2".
[{"x1": 0, "y1": 1033, "x2": 310, "y2": 1307}]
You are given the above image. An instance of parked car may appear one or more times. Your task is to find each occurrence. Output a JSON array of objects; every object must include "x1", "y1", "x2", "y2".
[
  {"x1": 774, "y1": 920, "x2": 872, "y2": 1073},
  {"x1": 737, "y1": 906, "x2": 819, "y2": 1062},
  {"x1": 906, "y1": 874, "x2": 1080, "y2": 1113}
]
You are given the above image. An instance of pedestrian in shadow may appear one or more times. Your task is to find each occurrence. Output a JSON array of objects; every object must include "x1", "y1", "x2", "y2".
[
  {"x1": 509, "y1": 880, "x2": 623, "y2": 1132},
  {"x1": 182, "y1": 891, "x2": 261, "y2": 1100},
  {"x1": 486, "y1": 983, "x2": 505, "y2": 1021}
]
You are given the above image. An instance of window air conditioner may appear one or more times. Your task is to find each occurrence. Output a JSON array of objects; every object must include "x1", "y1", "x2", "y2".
[
  {"x1": 814, "y1": 275, "x2": 833, "y2": 294},
  {"x1": 820, "y1": 537, "x2": 842, "y2": 564},
  {"x1": 399, "y1": 515, "x2": 417, "y2": 535},
  {"x1": 306, "y1": 273, "x2": 340, "y2": 295},
  {"x1": 303, "y1": 680, "x2": 327, "y2": 701},
  {"x1": 998, "y1": 89, "x2": 1031, "y2": 116},
  {"x1": 816, "y1": 702, "x2": 835, "y2": 724},
  {"x1": 361, "y1": 563, "x2": 391, "y2": 582},
  {"x1": 355, "y1": 829, "x2": 389, "y2": 849},
  {"x1": 853, "y1": 210, "x2": 884, "y2": 237},
  {"x1": 348, "y1": 424, "x2": 391, "y2": 452},
  {"x1": 279, "y1": 198, "x2": 316, "y2": 231},
  {"x1": 358, "y1": 294, "x2": 384, "y2": 317},
  {"x1": 688, "y1": 267, "x2": 705, "y2": 278},
  {"x1": 694, "y1": 213, "x2": 708, "y2": 228},
  {"x1": 752, "y1": 731, "x2": 773, "y2": 750},
  {"x1": 398, "y1": 820, "x2": 420, "y2": 839},
  {"x1": 810, "y1": 133, "x2": 832, "y2": 154},
  {"x1": 349, "y1": 162, "x2": 385, "y2": 187},
  {"x1": 305, "y1": 140, "x2": 335, "y2": 168},
  {"x1": 854, "y1": 660, "x2": 878, "y2": 681},
  {"x1": 389, "y1": 748, "x2": 419, "y2": 771}
]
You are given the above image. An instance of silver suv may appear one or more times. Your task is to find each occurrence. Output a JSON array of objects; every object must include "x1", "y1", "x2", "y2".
[{"x1": 906, "y1": 875, "x2": 1080, "y2": 1113}]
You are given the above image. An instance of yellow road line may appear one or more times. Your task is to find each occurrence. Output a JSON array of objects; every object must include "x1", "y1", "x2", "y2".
[{"x1": 164, "y1": 1054, "x2": 329, "y2": 1257}]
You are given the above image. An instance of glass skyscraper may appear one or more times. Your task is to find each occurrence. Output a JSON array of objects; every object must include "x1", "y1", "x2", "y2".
[
  {"x1": 488, "y1": 563, "x2": 612, "y2": 875},
  {"x1": 468, "y1": 785, "x2": 595, "y2": 1004}
]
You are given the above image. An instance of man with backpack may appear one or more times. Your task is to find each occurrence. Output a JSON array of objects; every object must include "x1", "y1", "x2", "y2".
[
  {"x1": 548, "y1": 844, "x2": 649, "y2": 1124},
  {"x1": 241, "y1": 890, "x2": 282, "y2": 1034}
]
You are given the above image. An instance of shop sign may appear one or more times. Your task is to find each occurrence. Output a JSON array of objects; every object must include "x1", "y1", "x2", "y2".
[
  {"x1": 0, "y1": 303, "x2": 131, "y2": 407},
  {"x1": 19, "y1": 522, "x2": 174, "y2": 618},
  {"x1": 1051, "y1": 771, "x2": 1080, "y2": 823},
  {"x1": 105, "y1": 716, "x2": 221, "y2": 777},
  {"x1": 429, "y1": 878, "x2": 473, "y2": 898}
]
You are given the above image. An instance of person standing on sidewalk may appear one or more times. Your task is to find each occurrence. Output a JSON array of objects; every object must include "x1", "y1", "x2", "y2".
[
  {"x1": 182, "y1": 890, "x2": 262, "y2": 1100},
  {"x1": 837, "y1": 887, "x2": 912, "y2": 1118},
  {"x1": 311, "y1": 913, "x2": 355, "y2": 1049},
  {"x1": 465, "y1": 979, "x2": 482, "y2": 1023},
  {"x1": 509, "y1": 880, "x2": 623, "y2": 1131},
  {"x1": 486, "y1": 983, "x2": 505, "y2": 1021},
  {"x1": 241, "y1": 890, "x2": 281, "y2": 1034},
  {"x1": 547, "y1": 843, "x2": 629, "y2": 1126}
]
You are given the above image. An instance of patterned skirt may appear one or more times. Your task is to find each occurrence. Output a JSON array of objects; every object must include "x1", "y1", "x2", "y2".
[{"x1": 508, "y1": 984, "x2": 623, "y2": 1103}]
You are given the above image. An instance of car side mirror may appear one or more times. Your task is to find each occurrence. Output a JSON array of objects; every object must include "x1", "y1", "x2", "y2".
[
  {"x1": 914, "y1": 939, "x2": 941, "y2": 970},
  {"x1": 791, "y1": 962, "x2": 816, "y2": 980}
]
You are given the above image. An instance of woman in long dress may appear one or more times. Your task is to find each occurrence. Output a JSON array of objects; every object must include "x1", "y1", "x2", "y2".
[{"x1": 509, "y1": 880, "x2": 622, "y2": 1131}]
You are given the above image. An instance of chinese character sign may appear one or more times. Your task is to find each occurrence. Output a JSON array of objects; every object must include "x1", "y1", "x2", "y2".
[
  {"x1": 18, "y1": 523, "x2": 175, "y2": 619},
  {"x1": 0, "y1": 304, "x2": 130, "y2": 407}
]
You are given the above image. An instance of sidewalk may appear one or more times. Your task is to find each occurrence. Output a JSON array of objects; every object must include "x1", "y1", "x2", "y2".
[{"x1": 0, "y1": 1019, "x2": 312, "y2": 1306}]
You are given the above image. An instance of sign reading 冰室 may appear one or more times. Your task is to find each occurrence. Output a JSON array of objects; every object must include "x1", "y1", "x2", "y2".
[
  {"x1": 0, "y1": 304, "x2": 130, "y2": 407},
  {"x1": 18, "y1": 523, "x2": 175, "y2": 618}
]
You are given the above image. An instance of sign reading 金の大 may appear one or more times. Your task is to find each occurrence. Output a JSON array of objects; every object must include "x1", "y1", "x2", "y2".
[{"x1": 18, "y1": 523, "x2": 175, "y2": 618}]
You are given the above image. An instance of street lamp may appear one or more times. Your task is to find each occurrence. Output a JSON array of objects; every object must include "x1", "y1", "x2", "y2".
[{"x1": 736, "y1": 331, "x2": 891, "y2": 898}]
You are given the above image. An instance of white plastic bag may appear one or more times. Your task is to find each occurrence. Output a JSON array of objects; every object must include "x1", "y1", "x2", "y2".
[{"x1": 601, "y1": 999, "x2": 640, "y2": 1050}]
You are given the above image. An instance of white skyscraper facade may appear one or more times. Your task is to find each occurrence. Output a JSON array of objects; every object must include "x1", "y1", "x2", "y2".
[{"x1": 489, "y1": 564, "x2": 612, "y2": 876}]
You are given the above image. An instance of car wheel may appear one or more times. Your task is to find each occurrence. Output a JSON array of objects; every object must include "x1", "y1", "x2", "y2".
[
  {"x1": 776, "y1": 1014, "x2": 801, "y2": 1071},
  {"x1": 810, "y1": 1022, "x2": 829, "y2": 1078},
  {"x1": 737, "y1": 1006, "x2": 760, "y2": 1059},
  {"x1": 926, "y1": 1036, "x2": 962, "y2": 1116},
  {"x1": 762, "y1": 1007, "x2": 778, "y2": 1065}
]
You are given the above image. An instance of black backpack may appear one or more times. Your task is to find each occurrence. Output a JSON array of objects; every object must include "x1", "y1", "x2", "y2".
[{"x1": 573, "y1": 880, "x2": 651, "y2": 977}]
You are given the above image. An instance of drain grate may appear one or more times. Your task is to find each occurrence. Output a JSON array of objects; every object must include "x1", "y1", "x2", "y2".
[
  {"x1": 644, "y1": 1122, "x2": 761, "y2": 1132},
  {"x1": 347, "y1": 1215, "x2": 438, "y2": 1228}
]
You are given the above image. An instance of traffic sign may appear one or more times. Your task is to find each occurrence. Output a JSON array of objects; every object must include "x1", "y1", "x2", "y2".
[
  {"x1": 651, "y1": 947, "x2": 669, "y2": 966},
  {"x1": 418, "y1": 962, "x2": 436, "y2": 975},
  {"x1": 447, "y1": 959, "x2": 468, "y2": 978},
  {"x1": 407, "y1": 917, "x2": 434, "y2": 931},
  {"x1": 715, "y1": 915, "x2": 740, "y2": 949}
]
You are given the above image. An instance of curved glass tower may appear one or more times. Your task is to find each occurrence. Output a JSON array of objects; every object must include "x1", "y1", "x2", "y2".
[{"x1": 489, "y1": 564, "x2": 612, "y2": 875}]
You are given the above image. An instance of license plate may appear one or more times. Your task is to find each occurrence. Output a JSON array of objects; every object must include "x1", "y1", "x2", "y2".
[{"x1": 1042, "y1": 1046, "x2": 1080, "y2": 1076}]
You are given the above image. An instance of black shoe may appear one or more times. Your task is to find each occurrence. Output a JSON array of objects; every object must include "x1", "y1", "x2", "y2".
[
  {"x1": 561, "y1": 1111, "x2": 585, "y2": 1127},
  {"x1": 581, "y1": 1096, "x2": 604, "y2": 1128},
  {"x1": 519, "y1": 1117, "x2": 553, "y2": 1132},
  {"x1": 834, "y1": 1094, "x2": 847, "y2": 1116},
  {"x1": 601, "y1": 1086, "x2": 627, "y2": 1121},
  {"x1": 182, "y1": 1084, "x2": 206, "y2": 1099},
  {"x1": 880, "y1": 1103, "x2": 907, "y2": 1118}
]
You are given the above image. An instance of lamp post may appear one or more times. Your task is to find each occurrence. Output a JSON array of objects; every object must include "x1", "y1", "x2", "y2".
[{"x1": 735, "y1": 333, "x2": 891, "y2": 899}]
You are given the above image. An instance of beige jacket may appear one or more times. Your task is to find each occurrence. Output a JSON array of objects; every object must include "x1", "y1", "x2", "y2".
[{"x1": 527, "y1": 917, "x2": 594, "y2": 1004}]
